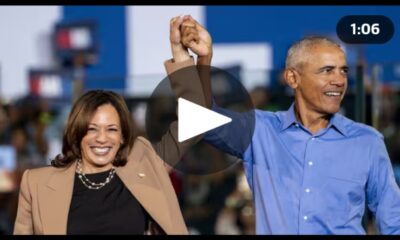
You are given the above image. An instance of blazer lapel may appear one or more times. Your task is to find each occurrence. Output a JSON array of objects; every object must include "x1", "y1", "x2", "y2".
[
  {"x1": 116, "y1": 149, "x2": 173, "y2": 234},
  {"x1": 38, "y1": 162, "x2": 76, "y2": 234}
]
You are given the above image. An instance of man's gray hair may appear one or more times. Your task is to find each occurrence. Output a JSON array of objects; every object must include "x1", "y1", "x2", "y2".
[{"x1": 285, "y1": 36, "x2": 343, "y2": 69}]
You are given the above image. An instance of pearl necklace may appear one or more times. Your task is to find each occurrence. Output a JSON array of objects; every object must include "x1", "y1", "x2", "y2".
[{"x1": 76, "y1": 159, "x2": 116, "y2": 190}]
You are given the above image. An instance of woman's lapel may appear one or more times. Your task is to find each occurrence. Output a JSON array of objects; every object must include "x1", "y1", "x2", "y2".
[
  {"x1": 116, "y1": 143, "x2": 173, "y2": 234},
  {"x1": 37, "y1": 161, "x2": 76, "y2": 234}
]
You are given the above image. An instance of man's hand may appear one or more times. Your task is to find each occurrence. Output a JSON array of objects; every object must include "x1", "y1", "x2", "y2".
[
  {"x1": 180, "y1": 16, "x2": 213, "y2": 108},
  {"x1": 170, "y1": 15, "x2": 191, "y2": 63},
  {"x1": 180, "y1": 16, "x2": 213, "y2": 63}
]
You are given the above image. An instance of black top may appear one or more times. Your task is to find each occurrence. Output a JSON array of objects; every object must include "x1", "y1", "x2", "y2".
[{"x1": 67, "y1": 169, "x2": 149, "y2": 235}]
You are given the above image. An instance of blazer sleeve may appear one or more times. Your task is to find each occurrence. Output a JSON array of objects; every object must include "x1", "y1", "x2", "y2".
[
  {"x1": 13, "y1": 169, "x2": 34, "y2": 235},
  {"x1": 152, "y1": 58, "x2": 206, "y2": 172}
]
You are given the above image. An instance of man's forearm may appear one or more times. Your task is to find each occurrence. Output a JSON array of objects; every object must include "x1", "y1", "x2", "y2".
[{"x1": 196, "y1": 54, "x2": 213, "y2": 108}]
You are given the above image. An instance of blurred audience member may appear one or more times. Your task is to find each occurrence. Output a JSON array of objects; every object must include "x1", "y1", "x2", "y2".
[{"x1": 215, "y1": 166, "x2": 255, "y2": 235}]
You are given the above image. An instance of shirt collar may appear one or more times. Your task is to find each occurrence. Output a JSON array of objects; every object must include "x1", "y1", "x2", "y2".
[
  {"x1": 280, "y1": 103, "x2": 298, "y2": 131},
  {"x1": 280, "y1": 103, "x2": 348, "y2": 136},
  {"x1": 328, "y1": 113, "x2": 348, "y2": 136}
]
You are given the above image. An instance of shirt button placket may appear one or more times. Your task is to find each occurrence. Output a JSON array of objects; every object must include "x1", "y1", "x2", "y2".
[{"x1": 300, "y1": 136, "x2": 317, "y2": 231}]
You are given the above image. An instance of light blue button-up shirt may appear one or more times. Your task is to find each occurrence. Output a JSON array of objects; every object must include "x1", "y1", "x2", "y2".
[{"x1": 204, "y1": 103, "x2": 400, "y2": 234}]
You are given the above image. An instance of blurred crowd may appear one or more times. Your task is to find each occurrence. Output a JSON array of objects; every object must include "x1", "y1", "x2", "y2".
[
  {"x1": 1, "y1": 78, "x2": 400, "y2": 235},
  {"x1": 0, "y1": 95, "x2": 62, "y2": 234},
  {"x1": 378, "y1": 85, "x2": 400, "y2": 185}
]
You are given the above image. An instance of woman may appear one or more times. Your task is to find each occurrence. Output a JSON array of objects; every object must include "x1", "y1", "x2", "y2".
[{"x1": 13, "y1": 15, "x2": 212, "y2": 235}]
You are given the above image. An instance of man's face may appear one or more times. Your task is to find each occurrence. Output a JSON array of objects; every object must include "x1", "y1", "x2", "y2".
[{"x1": 294, "y1": 44, "x2": 348, "y2": 116}]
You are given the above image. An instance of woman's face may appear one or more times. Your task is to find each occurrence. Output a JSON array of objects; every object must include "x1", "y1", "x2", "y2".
[{"x1": 80, "y1": 104, "x2": 123, "y2": 173}]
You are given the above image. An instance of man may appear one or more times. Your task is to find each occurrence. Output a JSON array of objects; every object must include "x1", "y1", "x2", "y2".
[{"x1": 180, "y1": 17, "x2": 400, "y2": 234}]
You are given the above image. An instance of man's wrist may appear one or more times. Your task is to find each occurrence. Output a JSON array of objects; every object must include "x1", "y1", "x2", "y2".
[{"x1": 197, "y1": 53, "x2": 213, "y2": 65}]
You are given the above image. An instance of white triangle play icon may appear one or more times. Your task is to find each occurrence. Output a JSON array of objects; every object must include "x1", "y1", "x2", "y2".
[{"x1": 178, "y1": 98, "x2": 232, "y2": 142}]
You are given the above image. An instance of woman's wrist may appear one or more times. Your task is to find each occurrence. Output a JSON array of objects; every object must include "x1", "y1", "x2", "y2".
[{"x1": 171, "y1": 44, "x2": 191, "y2": 63}]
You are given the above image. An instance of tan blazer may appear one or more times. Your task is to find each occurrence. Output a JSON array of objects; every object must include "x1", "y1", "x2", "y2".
[{"x1": 13, "y1": 58, "x2": 206, "y2": 235}]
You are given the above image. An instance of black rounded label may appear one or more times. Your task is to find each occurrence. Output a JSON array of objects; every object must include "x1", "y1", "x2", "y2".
[{"x1": 336, "y1": 15, "x2": 394, "y2": 44}]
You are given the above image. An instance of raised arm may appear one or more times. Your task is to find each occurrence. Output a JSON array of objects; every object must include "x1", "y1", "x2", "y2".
[
  {"x1": 181, "y1": 16, "x2": 254, "y2": 160},
  {"x1": 153, "y1": 15, "x2": 209, "y2": 171},
  {"x1": 180, "y1": 15, "x2": 213, "y2": 109}
]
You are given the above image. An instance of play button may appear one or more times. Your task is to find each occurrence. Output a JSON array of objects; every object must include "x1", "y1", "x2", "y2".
[
  {"x1": 145, "y1": 65, "x2": 255, "y2": 175},
  {"x1": 178, "y1": 98, "x2": 231, "y2": 142}
]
